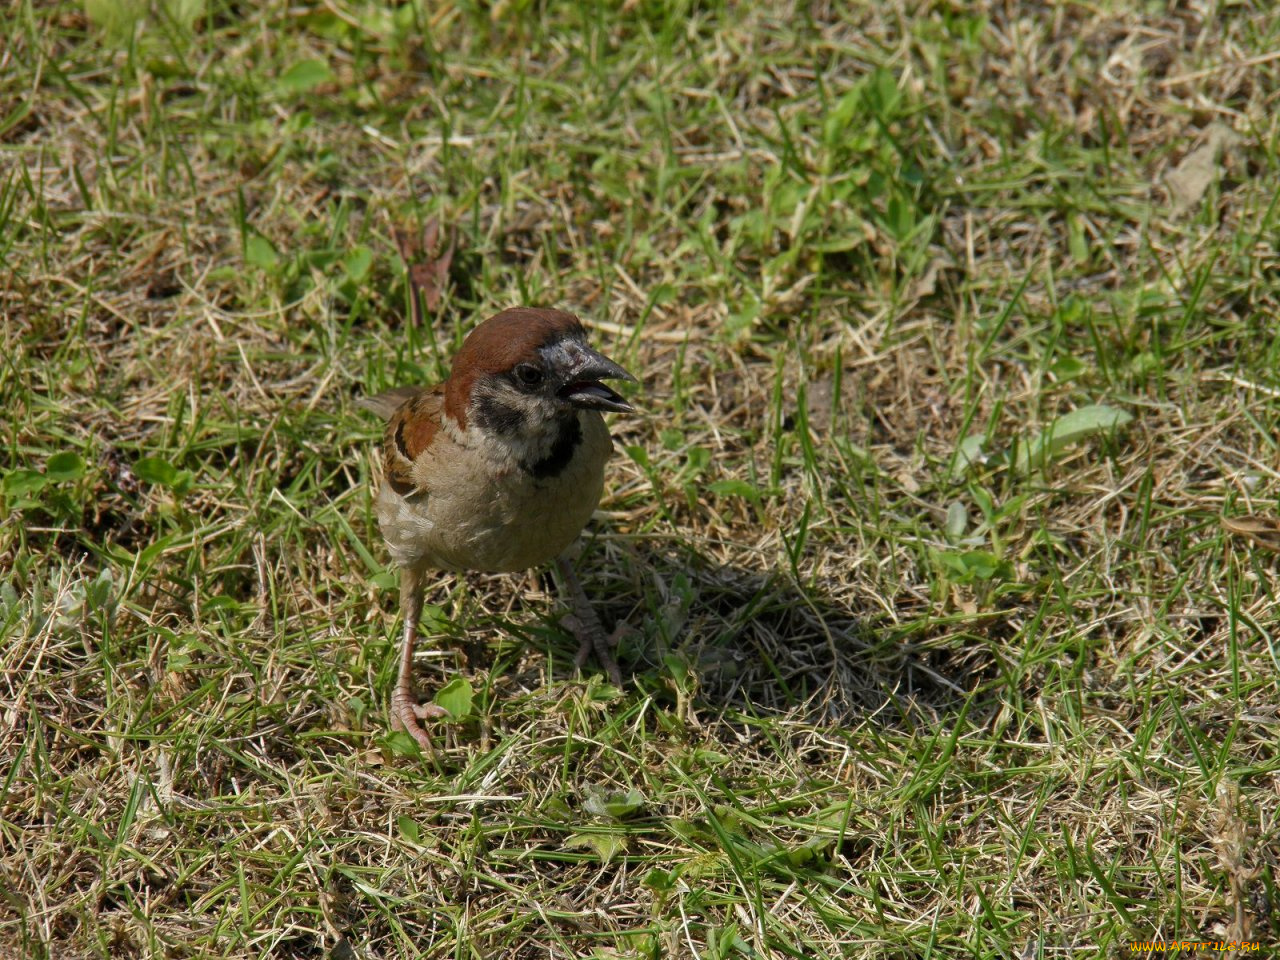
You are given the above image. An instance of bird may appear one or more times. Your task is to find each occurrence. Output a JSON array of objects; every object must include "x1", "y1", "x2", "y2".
[{"x1": 358, "y1": 306, "x2": 637, "y2": 754}]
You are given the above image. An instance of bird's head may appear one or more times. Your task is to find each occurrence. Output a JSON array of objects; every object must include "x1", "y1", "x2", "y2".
[{"x1": 445, "y1": 308, "x2": 636, "y2": 435}]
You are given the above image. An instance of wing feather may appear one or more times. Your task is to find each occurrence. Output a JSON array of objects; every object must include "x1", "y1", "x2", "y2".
[
  {"x1": 368, "y1": 386, "x2": 445, "y2": 497},
  {"x1": 357, "y1": 386, "x2": 428, "y2": 421}
]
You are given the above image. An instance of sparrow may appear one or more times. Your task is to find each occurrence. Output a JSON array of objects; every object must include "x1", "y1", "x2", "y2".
[{"x1": 359, "y1": 307, "x2": 637, "y2": 753}]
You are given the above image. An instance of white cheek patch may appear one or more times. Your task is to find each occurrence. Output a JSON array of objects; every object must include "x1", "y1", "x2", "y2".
[
  {"x1": 475, "y1": 380, "x2": 555, "y2": 422},
  {"x1": 466, "y1": 379, "x2": 568, "y2": 467}
]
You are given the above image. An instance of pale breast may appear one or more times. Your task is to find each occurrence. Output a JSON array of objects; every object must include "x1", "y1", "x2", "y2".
[{"x1": 377, "y1": 411, "x2": 613, "y2": 573}]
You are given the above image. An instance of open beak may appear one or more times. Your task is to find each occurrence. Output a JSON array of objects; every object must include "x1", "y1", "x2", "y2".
[{"x1": 557, "y1": 347, "x2": 637, "y2": 413}]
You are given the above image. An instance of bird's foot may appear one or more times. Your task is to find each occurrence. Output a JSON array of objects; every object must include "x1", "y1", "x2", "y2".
[
  {"x1": 563, "y1": 613, "x2": 634, "y2": 687},
  {"x1": 390, "y1": 686, "x2": 448, "y2": 755}
]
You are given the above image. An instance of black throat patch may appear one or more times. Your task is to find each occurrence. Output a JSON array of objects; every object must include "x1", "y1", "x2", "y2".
[{"x1": 526, "y1": 415, "x2": 582, "y2": 479}]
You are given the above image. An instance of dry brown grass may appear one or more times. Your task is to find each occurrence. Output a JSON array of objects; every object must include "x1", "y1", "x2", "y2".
[{"x1": 2, "y1": 1, "x2": 1279, "y2": 957}]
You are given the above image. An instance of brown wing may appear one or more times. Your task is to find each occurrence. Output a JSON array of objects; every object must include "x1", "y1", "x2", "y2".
[
  {"x1": 357, "y1": 386, "x2": 429, "y2": 421},
  {"x1": 378, "y1": 386, "x2": 445, "y2": 497}
]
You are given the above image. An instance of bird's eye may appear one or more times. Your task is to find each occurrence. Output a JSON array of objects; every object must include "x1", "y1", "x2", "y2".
[{"x1": 514, "y1": 363, "x2": 543, "y2": 388}]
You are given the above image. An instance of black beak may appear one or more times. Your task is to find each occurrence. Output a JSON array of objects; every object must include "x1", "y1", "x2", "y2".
[{"x1": 557, "y1": 347, "x2": 637, "y2": 413}]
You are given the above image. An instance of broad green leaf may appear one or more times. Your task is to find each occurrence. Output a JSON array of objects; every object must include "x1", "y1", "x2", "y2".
[
  {"x1": 347, "y1": 696, "x2": 366, "y2": 724},
  {"x1": 643, "y1": 867, "x2": 678, "y2": 894},
  {"x1": 1050, "y1": 355, "x2": 1087, "y2": 381},
  {"x1": 1017, "y1": 404, "x2": 1133, "y2": 470},
  {"x1": 708, "y1": 479, "x2": 760, "y2": 501},
  {"x1": 343, "y1": 246, "x2": 373, "y2": 283},
  {"x1": 565, "y1": 831, "x2": 627, "y2": 864},
  {"x1": 299, "y1": 248, "x2": 340, "y2": 271},
  {"x1": 933, "y1": 549, "x2": 1013, "y2": 584},
  {"x1": 84, "y1": 0, "x2": 146, "y2": 42},
  {"x1": 133, "y1": 456, "x2": 178, "y2": 487},
  {"x1": 420, "y1": 604, "x2": 449, "y2": 632},
  {"x1": 245, "y1": 234, "x2": 279, "y2": 272},
  {"x1": 784, "y1": 836, "x2": 836, "y2": 868},
  {"x1": 4, "y1": 469, "x2": 48, "y2": 498},
  {"x1": 397, "y1": 815, "x2": 420, "y2": 845},
  {"x1": 944, "y1": 501, "x2": 968, "y2": 540},
  {"x1": 666, "y1": 818, "x2": 702, "y2": 842},
  {"x1": 85, "y1": 569, "x2": 114, "y2": 611},
  {"x1": 383, "y1": 730, "x2": 423, "y2": 757},
  {"x1": 432, "y1": 677, "x2": 473, "y2": 719},
  {"x1": 45, "y1": 452, "x2": 86, "y2": 482},
  {"x1": 583, "y1": 785, "x2": 645, "y2": 821},
  {"x1": 540, "y1": 796, "x2": 574, "y2": 821},
  {"x1": 134, "y1": 456, "x2": 193, "y2": 495},
  {"x1": 278, "y1": 59, "x2": 333, "y2": 94},
  {"x1": 684, "y1": 446, "x2": 711, "y2": 472},
  {"x1": 368, "y1": 571, "x2": 396, "y2": 591},
  {"x1": 690, "y1": 749, "x2": 731, "y2": 766},
  {"x1": 170, "y1": 471, "x2": 194, "y2": 496},
  {"x1": 583, "y1": 677, "x2": 623, "y2": 703}
]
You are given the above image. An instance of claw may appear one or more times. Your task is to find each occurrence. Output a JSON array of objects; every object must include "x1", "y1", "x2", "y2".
[
  {"x1": 557, "y1": 558, "x2": 627, "y2": 686},
  {"x1": 391, "y1": 685, "x2": 442, "y2": 755}
]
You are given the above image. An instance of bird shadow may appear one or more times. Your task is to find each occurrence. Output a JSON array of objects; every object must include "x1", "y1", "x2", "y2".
[
  {"x1": 432, "y1": 537, "x2": 1012, "y2": 741},
  {"x1": 609, "y1": 543, "x2": 1008, "y2": 732}
]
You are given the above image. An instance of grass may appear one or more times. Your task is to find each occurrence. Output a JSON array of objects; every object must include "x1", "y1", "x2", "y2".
[{"x1": 3, "y1": 0, "x2": 1279, "y2": 957}]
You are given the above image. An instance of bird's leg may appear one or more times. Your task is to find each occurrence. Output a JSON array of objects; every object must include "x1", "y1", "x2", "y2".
[
  {"x1": 391, "y1": 566, "x2": 447, "y2": 754},
  {"x1": 556, "y1": 556, "x2": 625, "y2": 686}
]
